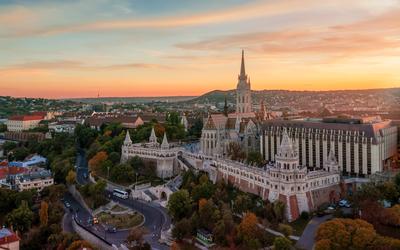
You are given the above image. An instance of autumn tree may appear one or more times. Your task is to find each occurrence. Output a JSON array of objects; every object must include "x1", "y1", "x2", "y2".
[
  {"x1": 66, "y1": 170, "x2": 76, "y2": 185},
  {"x1": 39, "y1": 201, "x2": 49, "y2": 226},
  {"x1": 172, "y1": 218, "x2": 192, "y2": 241},
  {"x1": 88, "y1": 151, "x2": 108, "y2": 175},
  {"x1": 6, "y1": 200, "x2": 34, "y2": 232},
  {"x1": 67, "y1": 240, "x2": 94, "y2": 250},
  {"x1": 238, "y1": 212, "x2": 261, "y2": 248},
  {"x1": 278, "y1": 224, "x2": 293, "y2": 237},
  {"x1": 314, "y1": 218, "x2": 400, "y2": 249},
  {"x1": 126, "y1": 226, "x2": 149, "y2": 249}
]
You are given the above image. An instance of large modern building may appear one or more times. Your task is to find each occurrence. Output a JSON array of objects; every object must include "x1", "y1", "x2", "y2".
[
  {"x1": 216, "y1": 129, "x2": 340, "y2": 221},
  {"x1": 261, "y1": 117, "x2": 398, "y2": 177}
]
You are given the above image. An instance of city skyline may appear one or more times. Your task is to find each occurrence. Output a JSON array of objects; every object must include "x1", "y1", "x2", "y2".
[{"x1": 1, "y1": 0, "x2": 400, "y2": 98}]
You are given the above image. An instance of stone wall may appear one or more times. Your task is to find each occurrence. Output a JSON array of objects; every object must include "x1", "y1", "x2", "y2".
[{"x1": 310, "y1": 184, "x2": 341, "y2": 209}]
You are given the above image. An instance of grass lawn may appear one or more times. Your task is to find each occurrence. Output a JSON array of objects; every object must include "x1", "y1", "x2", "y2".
[
  {"x1": 111, "y1": 204, "x2": 127, "y2": 212},
  {"x1": 97, "y1": 211, "x2": 144, "y2": 229},
  {"x1": 289, "y1": 217, "x2": 311, "y2": 236}
]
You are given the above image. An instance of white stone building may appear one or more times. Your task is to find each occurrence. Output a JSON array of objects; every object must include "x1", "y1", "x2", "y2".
[
  {"x1": 121, "y1": 129, "x2": 180, "y2": 178},
  {"x1": 215, "y1": 129, "x2": 340, "y2": 221}
]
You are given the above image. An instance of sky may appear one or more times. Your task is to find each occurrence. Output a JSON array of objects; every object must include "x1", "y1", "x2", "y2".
[{"x1": 0, "y1": 0, "x2": 400, "y2": 98}]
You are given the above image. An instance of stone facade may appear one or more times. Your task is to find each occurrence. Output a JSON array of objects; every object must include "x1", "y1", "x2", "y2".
[{"x1": 214, "y1": 129, "x2": 340, "y2": 221}]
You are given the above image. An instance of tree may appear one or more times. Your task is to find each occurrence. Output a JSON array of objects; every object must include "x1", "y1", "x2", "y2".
[
  {"x1": 238, "y1": 212, "x2": 260, "y2": 248},
  {"x1": 247, "y1": 151, "x2": 263, "y2": 166},
  {"x1": 67, "y1": 240, "x2": 94, "y2": 250},
  {"x1": 126, "y1": 226, "x2": 148, "y2": 249},
  {"x1": 188, "y1": 118, "x2": 203, "y2": 138},
  {"x1": 167, "y1": 190, "x2": 192, "y2": 220},
  {"x1": 234, "y1": 194, "x2": 252, "y2": 214},
  {"x1": 110, "y1": 163, "x2": 135, "y2": 183},
  {"x1": 13, "y1": 147, "x2": 29, "y2": 161},
  {"x1": 66, "y1": 170, "x2": 76, "y2": 185},
  {"x1": 315, "y1": 218, "x2": 385, "y2": 249},
  {"x1": 3, "y1": 141, "x2": 17, "y2": 153},
  {"x1": 39, "y1": 201, "x2": 49, "y2": 226},
  {"x1": 6, "y1": 200, "x2": 34, "y2": 232},
  {"x1": 227, "y1": 142, "x2": 246, "y2": 161},
  {"x1": 273, "y1": 236, "x2": 292, "y2": 250},
  {"x1": 378, "y1": 181, "x2": 399, "y2": 204},
  {"x1": 273, "y1": 200, "x2": 286, "y2": 223},
  {"x1": 278, "y1": 224, "x2": 293, "y2": 237},
  {"x1": 88, "y1": 151, "x2": 108, "y2": 175},
  {"x1": 172, "y1": 218, "x2": 192, "y2": 241},
  {"x1": 75, "y1": 124, "x2": 98, "y2": 148}
]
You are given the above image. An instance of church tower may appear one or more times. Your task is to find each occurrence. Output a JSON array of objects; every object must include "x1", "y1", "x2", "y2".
[{"x1": 236, "y1": 50, "x2": 252, "y2": 114}]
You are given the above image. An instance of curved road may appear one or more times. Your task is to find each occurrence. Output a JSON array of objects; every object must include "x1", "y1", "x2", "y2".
[{"x1": 67, "y1": 148, "x2": 170, "y2": 249}]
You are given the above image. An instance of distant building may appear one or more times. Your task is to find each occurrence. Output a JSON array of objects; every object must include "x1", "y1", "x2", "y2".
[
  {"x1": 9, "y1": 155, "x2": 47, "y2": 168},
  {"x1": 216, "y1": 129, "x2": 340, "y2": 221},
  {"x1": 6, "y1": 115, "x2": 43, "y2": 132},
  {"x1": 4, "y1": 131, "x2": 46, "y2": 142},
  {"x1": 48, "y1": 120, "x2": 77, "y2": 134},
  {"x1": 0, "y1": 228, "x2": 20, "y2": 250},
  {"x1": 261, "y1": 116, "x2": 398, "y2": 177},
  {"x1": 15, "y1": 168, "x2": 53, "y2": 192}
]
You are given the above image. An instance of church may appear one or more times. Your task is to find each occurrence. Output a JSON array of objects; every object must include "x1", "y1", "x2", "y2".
[{"x1": 200, "y1": 50, "x2": 272, "y2": 158}]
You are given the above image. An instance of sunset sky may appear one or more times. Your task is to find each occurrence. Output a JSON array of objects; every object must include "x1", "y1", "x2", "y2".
[{"x1": 0, "y1": 0, "x2": 400, "y2": 98}]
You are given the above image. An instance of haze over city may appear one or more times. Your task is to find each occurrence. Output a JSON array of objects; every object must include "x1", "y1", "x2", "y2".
[{"x1": 1, "y1": 0, "x2": 400, "y2": 98}]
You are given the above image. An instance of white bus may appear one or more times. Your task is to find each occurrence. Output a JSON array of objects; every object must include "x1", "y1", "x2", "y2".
[{"x1": 113, "y1": 189, "x2": 129, "y2": 199}]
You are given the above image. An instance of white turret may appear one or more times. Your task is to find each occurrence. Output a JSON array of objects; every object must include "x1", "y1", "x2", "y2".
[
  {"x1": 325, "y1": 147, "x2": 339, "y2": 172},
  {"x1": 161, "y1": 133, "x2": 169, "y2": 150},
  {"x1": 124, "y1": 130, "x2": 132, "y2": 146},
  {"x1": 275, "y1": 128, "x2": 299, "y2": 171},
  {"x1": 149, "y1": 127, "x2": 157, "y2": 145}
]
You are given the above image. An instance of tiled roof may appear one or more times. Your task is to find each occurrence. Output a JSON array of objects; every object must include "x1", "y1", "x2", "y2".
[
  {"x1": 0, "y1": 228, "x2": 19, "y2": 245},
  {"x1": 9, "y1": 115, "x2": 43, "y2": 121}
]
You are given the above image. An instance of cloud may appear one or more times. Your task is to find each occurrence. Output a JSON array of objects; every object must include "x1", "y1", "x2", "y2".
[
  {"x1": 175, "y1": 8, "x2": 400, "y2": 61},
  {"x1": 1, "y1": 0, "x2": 334, "y2": 37},
  {"x1": 0, "y1": 60, "x2": 173, "y2": 72}
]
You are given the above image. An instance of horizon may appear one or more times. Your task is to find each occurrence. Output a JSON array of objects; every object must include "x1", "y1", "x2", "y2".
[{"x1": 1, "y1": 0, "x2": 400, "y2": 98}]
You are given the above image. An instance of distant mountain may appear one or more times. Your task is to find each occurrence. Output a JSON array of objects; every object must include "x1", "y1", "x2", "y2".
[{"x1": 185, "y1": 90, "x2": 235, "y2": 104}]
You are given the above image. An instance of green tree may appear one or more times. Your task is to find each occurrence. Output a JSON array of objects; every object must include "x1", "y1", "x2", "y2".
[
  {"x1": 172, "y1": 218, "x2": 192, "y2": 241},
  {"x1": 247, "y1": 151, "x2": 263, "y2": 166},
  {"x1": 75, "y1": 124, "x2": 98, "y2": 148},
  {"x1": 273, "y1": 236, "x2": 292, "y2": 250},
  {"x1": 13, "y1": 147, "x2": 29, "y2": 161},
  {"x1": 227, "y1": 142, "x2": 246, "y2": 161},
  {"x1": 167, "y1": 190, "x2": 192, "y2": 220},
  {"x1": 6, "y1": 200, "x2": 34, "y2": 232}
]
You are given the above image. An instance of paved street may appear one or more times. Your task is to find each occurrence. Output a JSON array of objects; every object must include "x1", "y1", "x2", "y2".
[
  {"x1": 296, "y1": 214, "x2": 333, "y2": 250},
  {"x1": 75, "y1": 148, "x2": 89, "y2": 185}
]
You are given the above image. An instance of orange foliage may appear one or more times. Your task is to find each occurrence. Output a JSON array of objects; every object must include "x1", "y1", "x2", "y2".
[
  {"x1": 154, "y1": 123, "x2": 165, "y2": 137},
  {"x1": 198, "y1": 198, "x2": 207, "y2": 211},
  {"x1": 88, "y1": 151, "x2": 108, "y2": 175},
  {"x1": 238, "y1": 212, "x2": 258, "y2": 239}
]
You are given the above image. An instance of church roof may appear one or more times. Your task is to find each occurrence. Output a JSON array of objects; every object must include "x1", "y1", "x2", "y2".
[
  {"x1": 124, "y1": 130, "x2": 132, "y2": 144},
  {"x1": 161, "y1": 133, "x2": 169, "y2": 149}
]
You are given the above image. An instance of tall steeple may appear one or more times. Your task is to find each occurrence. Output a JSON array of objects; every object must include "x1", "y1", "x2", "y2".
[
  {"x1": 238, "y1": 49, "x2": 247, "y2": 81},
  {"x1": 161, "y1": 133, "x2": 169, "y2": 150}
]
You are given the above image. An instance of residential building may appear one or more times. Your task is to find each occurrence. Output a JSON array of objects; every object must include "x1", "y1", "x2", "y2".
[
  {"x1": 6, "y1": 115, "x2": 43, "y2": 132},
  {"x1": 261, "y1": 117, "x2": 398, "y2": 177},
  {"x1": 4, "y1": 131, "x2": 46, "y2": 142},
  {"x1": 48, "y1": 120, "x2": 77, "y2": 133},
  {"x1": 15, "y1": 169, "x2": 53, "y2": 191},
  {"x1": 0, "y1": 228, "x2": 20, "y2": 250}
]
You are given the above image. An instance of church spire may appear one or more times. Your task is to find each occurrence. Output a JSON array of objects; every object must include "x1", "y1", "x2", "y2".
[
  {"x1": 149, "y1": 127, "x2": 157, "y2": 144},
  {"x1": 124, "y1": 130, "x2": 132, "y2": 144},
  {"x1": 161, "y1": 133, "x2": 169, "y2": 150},
  {"x1": 239, "y1": 49, "x2": 247, "y2": 81}
]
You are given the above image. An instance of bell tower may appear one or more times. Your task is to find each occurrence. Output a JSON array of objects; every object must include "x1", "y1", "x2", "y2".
[{"x1": 236, "y1": 50, "x2": 252, "y2": 114}]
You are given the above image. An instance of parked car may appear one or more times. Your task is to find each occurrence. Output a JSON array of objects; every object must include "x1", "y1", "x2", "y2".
[
  {"x1": 106, "y1": 226, "x2": 117, "y2": 233},
  {"x1": 64, "y1": 201, "x2": 71, "y2": 208},
  {"x1": 339, "y1": 199, "x2": 351, "y2": 208}
]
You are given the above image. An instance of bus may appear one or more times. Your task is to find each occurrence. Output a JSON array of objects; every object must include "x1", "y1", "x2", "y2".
[{"x1": 113, "y1": 189, "x2": 129, "y2": 199}]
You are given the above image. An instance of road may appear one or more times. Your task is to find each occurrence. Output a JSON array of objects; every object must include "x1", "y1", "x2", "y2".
[
  {"x1": 75, "y1": 148, "x2": 89, "y2": 185},
  {"x1": 105, "y1": 190, "x2": 171, "y2": 250},
  {"x1": 296, "y1": 214, "x2": 333, "y2": 250},
  {"x1": 69, "y1": 148, "x2": 171, "y2": 249}
]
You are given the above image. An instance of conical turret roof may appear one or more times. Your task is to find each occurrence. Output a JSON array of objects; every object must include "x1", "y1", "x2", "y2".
[
  {"x1": 124, "y1": 130, "x2": 132, "y2": 144},
  {"x1": 161, "y1": 133, "x2": 169, "y2": 150}
]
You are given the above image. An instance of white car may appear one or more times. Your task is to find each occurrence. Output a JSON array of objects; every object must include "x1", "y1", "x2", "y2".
[{"x1": 339, "y1": 200, "x2": 351, "y2": 208}]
